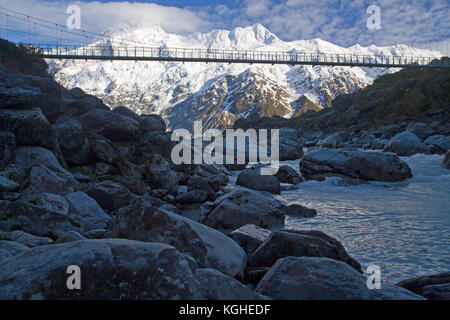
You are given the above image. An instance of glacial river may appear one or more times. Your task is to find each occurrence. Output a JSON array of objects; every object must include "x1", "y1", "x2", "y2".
[{"x1": 278, "y1": 153, "x2": 450, "y2": 284}]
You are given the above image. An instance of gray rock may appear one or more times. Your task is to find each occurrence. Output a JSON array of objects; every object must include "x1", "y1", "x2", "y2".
[
  {"x1": 0, "y1": 192, "x2": 21, "y2": 201},
  {"x1": 139, "y1": 114, "x2": 167, "y2": 133},
  {"x1": 425, "y1": 135, "x2": 450, "y2": 152},
  {"x1": 65, "y1": 192, "x2": 111, "y2": 230},
  {"x1": 275, "y1": 165, "x2": 303, "y2": 184},
  {"x1": 278, "y1": 128, "x2": 303, "y2": 161},
  {"x1": 146, "y1": 153, "x2": 178, "y2": 194},
  {"x1": 280, "y1": 204, "x2": 317, "y2": 218},
  {"x1": 396, "y1": 271, "x2": 450, "y2": 300},
  {"x1": 79, "y1": 109, "x2": 140, "y2": 142},
  {"x1": 55, "y1": 231, "x2": 87, "y2": 243},
  {"x1": 383, "y1": 131, "x2": 429, "y2": 156},
  {"x1": 300, "y1": 148, "x2": 412, "y2": 182},
  {"x1": 236, "y1": 168, "x2": 281, "y2": 194},
  {"x1": 15, "y1": 146, "x2": 75, "y2": 185},
  {"x1": 24, "y1": 193, "x2": 69, "y2": 215},
  {"x1": 0, "y1": 108, "x2": 56, "y2": 150},
  {"x1": 256, "y1": 257, "x2": 424, "y2": 300},
  {"x1": 0, "y1": 176, "x2": 20, "y2": 192},
  {"x1": 83, "y1": 228, "x2": 107, "y2": 239},
  {"x1": 196, "y1": 268, "x2": 268, "y2": 300},
  {"x1": 0, "y1": 240, "x2": 30, "y2": 256},
  {"x1": 84, "y1": 181, "x2": 136, "y2": 213},
  {"x1": 113, "y1": 106, "x2": 140, "y2": 120},
  {"x1": 0, "y1": 131, "x2": 15, "y2": 170},
  {"x1": 0, "y1": 239, "x2": 204, "y2": 299},
  {"x1": 88, "y1": 134, "x2": 116, "y2": 164},
  {"x1": 0, "y1": 200, "x2": 83, "y2": 239},
  {"x1": 0, "y1": 248, "x2": 11, "y2": 263},
  {"x1": 187, "y1": 175, "x2": 215, "y2": 200},
  {"x1": 0, "y1": 230, "x2": 53, "y2": 248},
  {"x1": 406, "y1": 122, "x2": 433, "y2": 140},
  {"x1": 442, "y1": 151, "x2": 450, "y2": 169},
  {"x1": 110, "y1": 199, "x2": 247, "y2": 279},
  {"x1": 203, "y1": 188, "x2": 285, "y2": 233},
  {"x1": 24, "y1": 165, "x2": 73, "y2": 196},
  {"x1": 317, "y1": 131, "x2": 350, "y2": 149},
  {"x1": 53, "y1": 116, "x2": 91, "y2": 166},
  {"x1": 249, "y1": 229, "x2": 361, "y2": 272},
  {"x1": 175, "y1": 190, "x2": 208, "y2": 203},
  {"x1": 229, "y1": 224, "x2": 271, "y2": 255}
]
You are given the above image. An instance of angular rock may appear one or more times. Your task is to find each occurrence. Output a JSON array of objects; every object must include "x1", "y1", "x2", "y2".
[
  {"x1": 383, "y1": 131, "x2": 429, "y2": 156},
  {"x1": 79, "y1": 109, "x2": 140, "y2": 142},
  {"x1": 0, "y1": 131, "x2": 15, "y2": 170},
  {"x1": 229, "y1": 224, "x2": 271, "y2": 255},
  {"x1": 88, "y1": 134, "x2": 116, "y2": 164},
  {"x1": 0, "y1": 200, "x2": 83, "y2": 239},
  {"x1": 278, "y1": 128, "x2": 303, "y2": 161},
  {"x1": 146, "y1": 153, "x2": 178, "y2": 194},
  {"x1": 139, "y1": 114, "x2": 167, "y2": 133},
  {"x1": 0, "y1": 230, "x2": 53, "y2": 248},
  {"x1": 0, "y1": 176, "x2": 20, "y2": 192},
  {"x1": 24, "y1": 193, "x2": 69, "y2": 215},
  {"x1": 203, "y1": 188, "x2": 285, "y2": 233},
  {"x1": 65, "y1": 192, "x2": 112, "y2": 230},
  {"x1": 53, "y1": 116, "x2": 91, "y2": 166},
  {"x1": 0, "y1": 240, "x2": 29, "y2": 256},
  {"x1": 300, "y1": 148, "x2": 412, "y2": 182},
  {"x1": 236, "y1": 168, "x2": 281, "y2": 194},
  {"x1": 84, "y1": 181, "x2": 136, "y2": 213},
  {"x1": 110, "y1": 199, "x2": 247, "y2": 279},
  {"x1": 396, "y1": 272, "x2": 450, "y2": 300},
  {"x1": 425, "y1": 135, "x2": 450, "y2": 152},
  {"x1": 280, "y1": 204, "x2": 317, "y2": 218},
  {"x1": 275, "y1": 165, "x2": 303, "y2": 184},
  {"x1": 249, "y1": 229, "x2": 361, "y2": 272},
  {"x1": 0, "y1": 239, "x2": 204, "y2": 299},
  {"x1": 196, "y1": 268, "x2": 268, "y2": 300},
  {"x1": 256, "y1": 257, "x2": 424, "y2": 300},
  {"x1": 24, "y1": 165, "x2": 73, "y2": 196}
]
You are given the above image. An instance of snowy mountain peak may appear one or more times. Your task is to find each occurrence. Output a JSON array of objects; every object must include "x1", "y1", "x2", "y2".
[{"x1": 49, "y1": 23, "x2": 443, "y2": 131}]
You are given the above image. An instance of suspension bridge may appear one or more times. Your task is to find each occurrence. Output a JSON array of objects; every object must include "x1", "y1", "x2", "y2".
[{"x1": 1, "y1": 6, "x2": 449, "y2": 69}]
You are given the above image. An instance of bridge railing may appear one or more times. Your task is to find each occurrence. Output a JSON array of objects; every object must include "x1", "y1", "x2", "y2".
[{"x1": 25, "y1": 44, "x2": 448, "y2": 68}]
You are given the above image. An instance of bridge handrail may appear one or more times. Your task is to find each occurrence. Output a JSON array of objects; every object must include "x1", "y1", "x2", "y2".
[{"x1": 23, "y1": 43, "x2": 448, "y2": 68}]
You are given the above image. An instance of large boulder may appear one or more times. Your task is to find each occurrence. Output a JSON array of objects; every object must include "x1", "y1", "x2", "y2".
[
  {"x1": 23, "y1": 193, "x2": 69, "y2": 215},
  {"x1": 396, "y1": 272, "x2": 450, "y2": 300},
  {"x1": 52, "y1": 116, "x2": 91, "y2": 166},
  {"x1": 0, "y1": 200, "x2": 83, "y2": 239},
  {"x1": 442, "y1": 151, "x2": 450, "y2": 169},
  {"x1": 317, "y1": 131, "x2": 350, "y2": 149},
  {"x1": 280, "y1": 204, "x2": 317, "y2": 218},
  {"x1": 109, "y1": 199, "x2": 247, "y2": 279},
  {"x1": 202, "y1": 188, "x2": 285, "y2": 233},
  {"x1": 0, "y1": 108, "x2": 56, "y2": 150},
  {"x1": 0, "y1": 131, "x2": 15, "y2": 170},
  {"x1": 65, "y1": 192, "x2": 112, "y2": 231},
  {"x1": 300, "y1": 148, "x2": 412, "y2": 182},
  {"x1": 383, "y1": 131, "x2": 429, "y2": 156},
  {"x1": 278, "y1": 128, "x2": 303, "y2": 160},
  {"x1": 83, "y1": 181, "x2": 136, "y2": 213},
  {"x1": 175, "y1": 190, "x2": 208, "y2": 203},
  {"x1": 406, "y1": 122, "x2": 433, "y2": 140},
  {"x1": 79, "y1": 109, "x2": 139, "y2": 142},
  {"x1": 145, "y1": 153, "x2": 178, "y2": 194},
  {"x1": 0, "y1": 239, "x2": 204, "y2": 299},
  {"x1": 0, "y1": 240, "x2": 29, "y2": 256},
  {"x1": 15, "y1": 146, "x2": 76, "y2": 185},
  {"x1": 195, "y1": 268, "x2": 268, "y2": 300},
  {"x1": 139, "y1": 114, "x2": 167, "y2": 133},
  {"x1": 275, "y1": 165, "x2": 303, "y2": 184},
  {"x1": 23, "y1": 165, "x2": 74, "y2": 196},
  {"x1": 236, "y1": 168, "x2": 281, "y2": 194},
  {"x1": 229, "y1": 224, "x2": 271, "y2": 255},
  {"x1": 256, "y1": 256, "x2": 424, "y2": 300},
  {"x1": 425, "y1": 135, "x2": 450, "y2": 152},
  {"x1": 249, "y1": 230, "x2": 361, "y2": 272}
]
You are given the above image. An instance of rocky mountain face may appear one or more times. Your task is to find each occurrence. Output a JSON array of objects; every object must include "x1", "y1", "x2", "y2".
[{"x1": 48, "y1": 22, "x2": 442, "y2": 131}]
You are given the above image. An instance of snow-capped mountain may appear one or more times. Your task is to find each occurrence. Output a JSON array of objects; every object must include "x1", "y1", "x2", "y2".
[{"x1": 48, "y1": 22, "x2": 442, "y2": 130}]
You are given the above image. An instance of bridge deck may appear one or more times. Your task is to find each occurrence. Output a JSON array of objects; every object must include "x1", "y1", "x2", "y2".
[{"x1": 27, "y1": 45, "x2": 449, "y2": 68}]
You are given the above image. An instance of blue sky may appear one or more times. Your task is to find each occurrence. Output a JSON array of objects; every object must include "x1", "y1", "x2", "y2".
[{"x1": 1, "y1": 0, "x2": 449, "y2": 51}]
